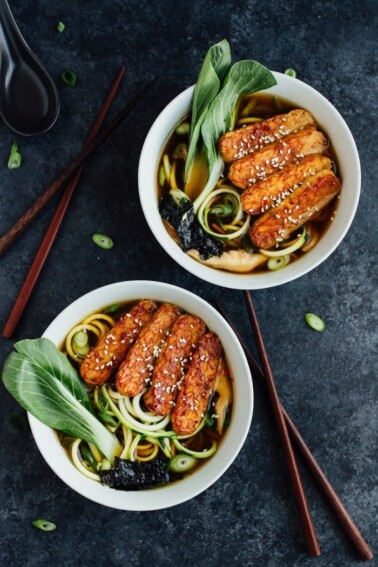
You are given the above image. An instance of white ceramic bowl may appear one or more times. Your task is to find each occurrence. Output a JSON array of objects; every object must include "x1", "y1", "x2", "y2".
[
  {"x1": 28, "y1": 281, "x2": 253, "y2": 510},
  {"x1": 139, "y1": 73, "x2": 360, "y2": 289}
]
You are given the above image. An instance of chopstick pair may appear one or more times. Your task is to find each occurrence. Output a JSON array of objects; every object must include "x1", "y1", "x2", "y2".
[
  {"x1": 2, "y1": 70, "x2": 158, "y2": 338},
  {"x1": 214, "y1": 295, "x2": 373, "y2": 561}
]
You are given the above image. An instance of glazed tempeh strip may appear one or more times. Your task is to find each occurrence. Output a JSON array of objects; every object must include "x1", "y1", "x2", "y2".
[
  {"x1": 229, "y1": 127, "x2": 328, "y2": 190},
  {"x1": 241, "y1": 154, "x2": 332, "y2": 215},
  {"x1": 219, "y1": 109, "x2": 316, "y2": 162},
  {"x1": 116, "y1": 303, "x2": 181, "y2": 397},
  {"x1": 250, "y1": 169, "x2": 341, "y2": 249},
  {"x1": 171, "y1": 333, "x2": 222, "y2": 435},
  {"x1": 143, "y1": 314, "x2": 206, "y2": 416},
  {"x1": 80, "y1": 300, "x2": 157, "y2": 386}
]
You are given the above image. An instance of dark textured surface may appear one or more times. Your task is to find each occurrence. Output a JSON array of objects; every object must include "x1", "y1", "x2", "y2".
[{"x1": 0, "y1": 0, "x2": 376, "y2": 566}]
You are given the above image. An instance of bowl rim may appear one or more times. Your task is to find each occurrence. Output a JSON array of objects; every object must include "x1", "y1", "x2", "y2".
[
  {"x1": 138, "y1": 72, "x2": 361, "y2": 290},
  {"x1": 28, "y1": 280, "x2": 253, "y2": 510}
]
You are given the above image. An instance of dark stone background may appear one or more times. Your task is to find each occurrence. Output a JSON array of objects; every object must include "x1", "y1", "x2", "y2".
[{"x1": 0, "y1": 1, "x2": 376, "y2": 566}]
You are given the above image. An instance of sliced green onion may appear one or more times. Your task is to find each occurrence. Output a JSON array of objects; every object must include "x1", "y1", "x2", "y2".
[
  {"x1": 158, "y1": 164, "x2": 166, "y2": 186},
  {"x1": 285, "y1": 68, "x2": 296, "y2": 78},
  {"x1": 267, "y1": 255, "x2": 290, "y2": 271},
  {"x1": 61, "y1": 70, "x2": 77, "y2": 86},
  {"x1": 56, "y1": 21, "x2": 65, "y2": 32},
  {"x1": 305, "y1": 313, "x2": 325, "y2": 332},
  {"x1": 92, "y1": 233, "x2": 113, "y2": 249},
  {"x1": 32, "y1": 519, "x2": 57, "y2": 532},
  {"x1": 7, "y1": 143, "x2": 22, "y2": 169},
  {"x1": 175, "y1": 122, "x2": 190, "y2": 136},
  {"x1": 80, "y1": 444, "x2": 98, "y2": 472},
  {"x1": 260, "y1": 227, "x2": 307, "y2": 257},
  {"x1": 169, "y1": 454, "x2": 197, "y2": 473},
  {"x1": 172, "y1": 439, "x2": 217, "y2": 459},
  {"x1": 172, "y1": 142, "x2": 188, "y2": 160},
  {"x1": 103, "y1": 303, "x2": 120, "y2": 314}
]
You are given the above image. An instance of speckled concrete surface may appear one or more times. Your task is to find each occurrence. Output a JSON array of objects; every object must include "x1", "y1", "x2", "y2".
[{"x1": 0, "y1": 1, "x2": 376, "y2": 565}]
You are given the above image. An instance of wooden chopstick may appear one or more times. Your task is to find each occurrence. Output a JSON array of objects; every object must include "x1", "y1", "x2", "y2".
[
  {"x1": 2, "y1": 67, "x2": 126, "y2": 339},
  {"x1": 0, "y1": 75, "x2": 158, "y2": 258},
  {"x1": 213, "y1": 299, "x2": 373, "y2": 561},
  {"x1": 244, "y1": 290, "x2": 321, "y2": 556}
]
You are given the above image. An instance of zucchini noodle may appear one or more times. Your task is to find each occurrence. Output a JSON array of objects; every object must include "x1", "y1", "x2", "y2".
[
  {"x1": 65, "y1": 312, "x2": 114, "y2": 362},
  {"x1": 198, "y1": 187, "x2": 250, "y2": 240},
  {"x1": 64, "y1": 381, "x2": 217, "y2": 481}
]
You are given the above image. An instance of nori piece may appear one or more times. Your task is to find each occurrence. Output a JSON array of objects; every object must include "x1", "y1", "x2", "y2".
[
  {"x1": 159, "y1": 195, "x2": 223, "y2": 260},
  {"x1": 99, "y1": 458, "x2": 172, "y2": 491}
]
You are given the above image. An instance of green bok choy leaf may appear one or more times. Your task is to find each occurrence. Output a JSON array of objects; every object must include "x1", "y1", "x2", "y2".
[
  {"x1": 2, "y1": 338, "x2": 121, "y2": 462},
  {"x1": 193, "y1": 59, "x2": 277, "y2": 213},
  {"x1": 184, "y1": 39, "x2": 231, "y2": 182}
]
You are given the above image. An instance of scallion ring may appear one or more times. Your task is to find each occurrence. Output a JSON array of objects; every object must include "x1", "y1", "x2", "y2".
[
  {"x1": 92, "y1": 233, "x2": 113, "y2": 249},
  {"x1": 305, "y1": 313, "x2": 325, "y2": 332},
  {"x1": 260, "y1": 227, "x2": 307, "y2": 257},
  {"x1": 61, "y1": 70, "x2": 77, "y2": 86},
  {"x1": 285, "y1": 68, "x2": 297, "y2": 78},
  {"x1": 7, "y1": 143, "x2": 22, "y2": 169},
  {"x1": 56, "y1": 21, "x2": 65, "y2": 32},
  {"x1": 175, "y1": 122, "x2": 190, "y2": 136},
  {"x1": 169, "y1": 454, "x2": 197, "y2": 473},
  {"x1": 267, "y1": 255, "x2": 290, "y2": 271},
  {"x1": 32, "y1": 519, "x2": 57, "y2": 532}
]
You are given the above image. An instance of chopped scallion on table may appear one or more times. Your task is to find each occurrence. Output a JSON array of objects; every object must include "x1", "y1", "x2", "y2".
[
  {"x1": 61, "y1": 70, "x2": 77, "y2": 86},
  {"x1": 7, "y1": 143, "x2": 22, "y2": 169},
  {"x1": 92, "y1": 233, "x2": 114, "y2": 249},
  {"x1": 56, "y1": 21, "x2": 65, "y2": 32},
  {"x1": 32, "y1": 519, "x2": 57, "y2": 532},
  {"x1": 305, "y1": 313, "x2": 325, "y2": 332},
  {"x1": 284, "y1": 68, "x2": 297, "y2": 78}
]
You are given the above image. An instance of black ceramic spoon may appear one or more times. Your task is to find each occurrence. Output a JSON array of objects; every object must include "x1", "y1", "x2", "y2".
[{"x1": 0, "y1": 0, "x2": 59, "y2": 136}]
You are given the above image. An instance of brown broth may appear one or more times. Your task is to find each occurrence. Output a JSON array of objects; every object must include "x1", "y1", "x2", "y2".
[{"x1": 158, "y1": 93, "x2": 341, "y2": 273}]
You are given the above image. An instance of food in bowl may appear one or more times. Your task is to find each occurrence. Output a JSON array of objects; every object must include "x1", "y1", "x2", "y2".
[
  {"x1": 158, "y1": 40, "x2": 341, "y2": 275},
  {"x1": 3, "y1": 290, "x2": 237, "y2": 494}
]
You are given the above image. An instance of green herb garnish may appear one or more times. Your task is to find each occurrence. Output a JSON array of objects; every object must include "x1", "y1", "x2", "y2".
[
  {"x1": 32, "y1": 520, "x2": 57, "y2": 532},
  {"x1": 305, "y1": 313, "x2": 325, "y2": 332},
  {"x1": 92, "y1": 233, "x2": 113, "y2": 249},
  {"x1": 285, "y1": 68, "x2": 297, "y2": 78},
  {"x1": 56, "y1": 21, "x2": 65, "y2": 33},
  {"x1": 61, "y1": 70, "x2": 77, "y2": 86},
  {"x1": 7, "y1": 143, "x2": 22, "y2": 169}
]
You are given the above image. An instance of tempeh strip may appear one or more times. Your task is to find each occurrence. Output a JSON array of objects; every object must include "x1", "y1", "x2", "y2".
[
  {"x1": 229, "y1": 127, "x2": 328, "y2": 190},
  {"x1": 80, "y1": 300, "x2": 157, "y2": 386},
  {"x1": 144, "y1": 314, "x2": 206, "y2": 415},
  {"x1": 219, "y1": 108, "x2": 315, "y2": 162},
  {"x1": 250, "y1": 169, "x2": 341, "y2": 249},
  {"x1": 171, "y1": 333, "x2": 222, "y2": 435},
  {"x1": 241, "y1": 154, "x2": 332, "y2": 215},
  {"x1": 116, "y1": 303, "x2": 181, "y2": 397}
]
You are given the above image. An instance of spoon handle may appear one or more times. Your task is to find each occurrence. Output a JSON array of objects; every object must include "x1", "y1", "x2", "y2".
[{"x1": 0, "y1": 0, "x2": 24, "y2": 62}]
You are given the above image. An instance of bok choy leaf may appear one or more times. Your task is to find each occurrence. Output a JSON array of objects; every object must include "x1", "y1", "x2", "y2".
[
  {"x1": 193, "y1": 60, "x2": 277, "y2": 213},
  {"x1": 184, "y1": 39, "x2": 231, "y2": 182},
  {"x1": 2, "y1": 338, "x2": 121, "y2": 462}
]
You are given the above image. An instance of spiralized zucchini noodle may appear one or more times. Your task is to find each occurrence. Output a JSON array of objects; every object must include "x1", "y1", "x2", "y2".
[
  {"x1": 65, "y1": 383, "x2": 217, "y2": 482},
  {"x1": 65, "y1": 313, "x2": 115, "y2": 362}
]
